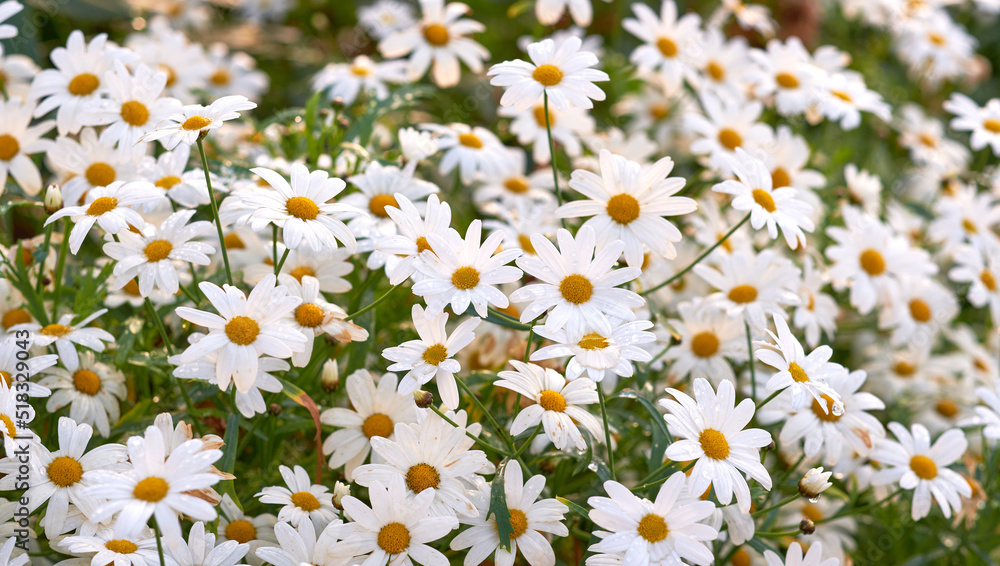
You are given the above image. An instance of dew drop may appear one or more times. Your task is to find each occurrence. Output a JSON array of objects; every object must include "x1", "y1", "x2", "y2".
[
  {"x1": 831, "y1": 401, "x2": 845, "y2": 416},
  {"x1": 808, "y1": 496, "x2": 820, "y2": 503}
]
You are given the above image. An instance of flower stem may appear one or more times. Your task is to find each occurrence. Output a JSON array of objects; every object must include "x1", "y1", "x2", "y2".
[
  {"x1": 35, "y1": 223, "x2": 53, "y2": 294},
  {"x1": 196, "y1": 138, "x2": 233, "y2": 286},
  {"x1": 746, "y1": 320, "x2": 757, "y2": 400},
  {"x1": 522, "y1": 326, "x2": 535, "y2": 363},
  {"x1": 752, "y1": 492, "x2": 800, "y2": 517},
  {"x1": 429, "y1": 404, "x2": 510, "y2": 456},
  {"x1": 510, "y1": 422, "x2": 542, "y2": 460},
  {"x1": 152, "y1": 516, "x2": 166, "y2": 566},
  {"x1": 542, "y1": 92, "x2": 566, "y2": 229},
  {"x1": 52, "y1": 217, "x2": 71, "y2": 313},
  {"x1": 145, "y1": 297, "x2": 203, "y2": 436},
  {"x1": 273, "y1": 248, "x2": 290, "y2": 276},
  {"x1": 597, "y1": 387, "x2": 616, "y2": 480},
  {"x1": 345, "y1": 283, "x2": 400, "y2": 321},
  {"x1": 642, "y1": 213, "x2": 750, "y2": 296}
]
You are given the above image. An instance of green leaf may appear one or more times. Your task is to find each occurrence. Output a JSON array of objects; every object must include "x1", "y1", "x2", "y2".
[
  {"x1": 217, "y1": 412, "x2": 243, "y2": 511},
  {"x1": 484, "y1": 307, "x2": 531, "y2": 331},
  {"x1": 488, "y1": 459, "x2": 514, "y2": 550},
  {"x1": 621, "y1": 390, "x2": 672, "y2": 444},
  {"x1": 556, "y1": 496, "x2": 589, "y2": 520}
]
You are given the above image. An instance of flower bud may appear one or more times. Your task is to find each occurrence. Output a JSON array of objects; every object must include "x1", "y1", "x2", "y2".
[
  {"x1": 332, "y1": 481, "x2": 350, "y2": 509},
  {"x1": 268, "y1": 403, "x2": 282, "y2": 416},
  {"x1": 413, "y1": 390, "x2": 434, "y2": 408},
  {"x1": 44, "y1": 183, "x2": 62, "y2": 214},
  {"x1": 799, "y1": 467, "x2": 833, "y2": 499},
  {"x1": 799, "y1": 519, "x2": 815, "y2": 535},
  {"x1": 321, "y1": 360, "x2": 340, "y2": 392}
]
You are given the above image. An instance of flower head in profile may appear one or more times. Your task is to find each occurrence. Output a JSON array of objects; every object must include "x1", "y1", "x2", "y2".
[
  {"x1": 756, "y1": 314, "x2": 844, "y2": 413},
  {"x1": 44, "y1": 180, "x2": 162, "y2": 254},
  {"x1": 488, "y1": 36, "x2": 608, "y2": 111},
  {"x1": 140, "y1": 95, "x2": 256, "y2": 149}
]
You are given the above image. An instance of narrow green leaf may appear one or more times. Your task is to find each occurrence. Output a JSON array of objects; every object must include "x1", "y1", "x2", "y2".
[
  {"x1": 556, "y1": 496, "x2": 589, "y2": 520},
  {"x1": 488, "y1": 459, "x2": 514, "y2": 550}
]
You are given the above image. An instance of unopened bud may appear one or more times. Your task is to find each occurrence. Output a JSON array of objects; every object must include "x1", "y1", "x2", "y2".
[
  {"x1": 799, "y1": 519, "x2": 815, "y2": 535},
  {"x1": 798, "y1": 467, "x2": 833, "y2": 499},
  {"x1": 268, "y1": 403, "x2": 282, "y2": 416},
  {"x1": 332, "y1": 481, "x2": 350, "y2": 509},
  {"x1": 538, "y1": 460, "x2": 557, "y2": 475},
  {"x1": 321, "y1": 360, "x2": 340, "y2": 392},
  {"x1": 44, "y1": 184, "x2": 62, "y2": 214},
  {"x1": 413, "y1": 390, "x2": 433, "y2": 408}
]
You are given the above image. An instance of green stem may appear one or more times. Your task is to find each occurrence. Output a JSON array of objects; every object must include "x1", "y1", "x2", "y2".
[
  {"x1": 597, "y1": 387, "x2": 616, "y2": 481},
  {"x1": 35, "y1": 223, "x2": 53, "y2": 294},
  {"x1": 746, "y1": 320, "x2": 757, "y2": 401},
  {"x1": 345, "y1": 283, "x2": 400, "y2": 321},
  {"x1": 633, "y1": 460, "x2": 695, "y2": 491},
  {"x1": 52, "y1": 217, "x2": 71, "y2": 312},
  {"x1": 642, "y1": 213, "x2": 750, "y2": 296},
  {"x1": 523, "y1": 327, "x2": 535, "y2": 363},
  {"x1": 145, "y1": 298, "x2": 203, "y2": 436},
  {"x1": 542, "y1": 92, "x2": 566, "y2": 230},
  {"x1": 752, "y1": 492, "x2": 801, "y2": 517},
  {"x1": 178, "y1": 282, "x2": 200, "y2": 304},
  {"x1": 756, "y1": 388, "x2": 781, "y2": 410},
  {"x1": 429, "y1": 404, "x2": 510, "y2": 456},
  {"x1": 272, "y1": 224, "x2": 279, "y2": 267},
  {"x1": 456, "y1": 376, "x2": 512, "y2": 451},
  {"x1": 510, "y1": 422, "x2": 542, "y2": 460},
  {"x1": 152, "y1": 517, "x2": 166, "y2": 566},
  {"x1": 273, "y1": 248, "x2": 290, "y2": 276},
  {"x1": 197, "y1": 138, "x2": 233, "y2": 286}
]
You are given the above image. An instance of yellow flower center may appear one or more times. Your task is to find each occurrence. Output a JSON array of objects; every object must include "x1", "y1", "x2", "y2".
[
  {"x1": 289, "y1": 266, "x2": 316, "y2": 282},
  {"x1": 350, "y1": 65, "x2": 370, "y2": 77},
  {"x1": 727, "y1": 284, "x2": 757, "y2": 304},
  {"x1": 405, "y1": 463, "x2": 440, "y2": 492},
  {"x1": 155, "y1": 175, "x2": 182, "y2": 189},
  {"x1": 859, "y1": 249, "x2": 886, "y2": 276},
  {"x1": 369, "y1": 194, "x2": 399, "y2": 218},
  {"x1": 133, "y1": 476, "x2": 170, "y2": 502},
  {"x1": 73, "y1": 369, "x2": 101, "y2": 395},
  {"x1": 422, "y1": 344, "x2": 448, "y2": 365},
  {"x1": 775, "y1": 72, "x2": 799, "y2": 89},
  {"x1": 294, "y1": 304, "x2": 326, "y2": 328},
  {"x1": 159, "y1": 64, "x2": 178, "y2": 87},
  {"x1": 717, "y1": 128, "x2": 742, "y2": 150},
  {"x1": 123, "y1": 279, "x2": 141, "y2": 296},
  {"x1": 559, "y1": 274, "x2": 593, "y2": 304},
  {"x1": 225, "y1": 316, "x2": 260, "y2": 346},
  {"x1": 981, "y1": 270, "x2": 997, "y2": 292},
  {"x1": 0, "y1": 415, "x2": 14, "y2": 437},
  {"x1": 532, "y1": 64, "x2": 564, "y2": 86},
  {"x1": 105, "y1": 540, "x2": 139, "y2": 555},
  {"x1": 504, "y1": 176, "x2": 530, "y2": 194},
  {"x1": 291, "y1": 491, "x2": 322, "y2": 511},
  {"x1": 47, "y1": 456, "x2": 84, "y2": 487},
  {"x1": 935, "y1": 399, "x2": 959, "y2": 418},
  {"x1": 983, "y1": 119, "x2": 1000, "y2": 134},
  {"x1": 801, "y1": 504, "x2": 823, "y2": 523},
  {"x1": 919, "y1": 132, "x2": 937, "y2": 147},
  {"x1": 538, "y1": 390, "x2": 567, "y2": 412},
  {"x1": 606, "y1": 193, "x2": 641, "y2": 225},
  {"x1": 286, "y1": 196, "x2": 320, "y2": 221},
  {"x1": 811, "y1": 394, "x2": 841, "y2": 422},
  {"x1": 68, "y1": 73, "x2": 100, "y2": 96},
  {"x1": 831, "y1": 90, "x2": 852, "y2": 103},
  {"x1": 378, "y1": 522, "x2": 411, "y2": 554},
  {"x1": 86, "y1": 163, "x2": 117, "y2": 187},
  {"x1": 518, "y1": 234, "x2": 536, "y2": 255},
  {"x1": 224, "y1": 520, "x2": 257, "y2": 543},
  {"x1": 770, "y1": 167, "x2": 791, "y2": 189},
  {"x1": 41, "y1": 323, "x2": 72, "y2": 337},
  {"x1": 699, "y1": 428, "x2": 730, "y2": 460},
  {"x1": 503, "y1": 508, "x2": 529, "y2": 539},
  {"x1": 649, "y1": 102, "x2": 670, "y2": 120},
  {"x1": 893, "y1": 361, "x2": 916, "y2": 377},
  {"x1": 927, "y1": 32, "x2": 946, "y2": 46},
  {"x1": 963, "y1": 219, "x2": 978, "y2": 234},
  {"x1": 909, "y1": 455, "x2": 937, "y2": 480},
  {"x1": 789, "y1": 362, "x2": 809, "y2": 383},
  {"x1": 656, "y1": 37, "x2": 678, "y2": 58},
  {"x1": 210, "y1": 69, "x2": 231, "y2": 86},
  {"x1": 0, "y1": 371, "x2": 10, "y2": 387},
  {"x1": 578, "y1": 332, "x2": 609, "y2": 351},
  {"x1": 362, "y1": 413, "x2": 394, "y2": 438},
  {"x1": 422, "y1": 23, "x2": 450, "y2": 46},
  {"x1": 732, "y1": 548, "x2": 751, "y2": 566},
  {"x1": 690, "y1": 331, "x2": 719, "y2": 358},
  {"x1": 451, "y1": 266, "x2": 480, "y2": 290},
  {"x1": 908, "y1": 299, "x2": 932, "y2": 323},
  {"x1": 182, "y1": 116, "x2": 212, "y2": 131},
  {"x1": 751, "y1": 189, "x2": 776, "y2": 213},
  {"x1": 458, "y1": 132, "x2": 483, "y2": 148},
  {"x1": 0, "y1": 134, "x2": 19, "y2": 160},
  {"x1": 120, "y1": 101, "x2": 150, "y2": 126},
  {"x1": 1, "y1": 308, "x2": 30, "y2": 330},
  {"x1": 533, "y1": 105, "x2": 555, "y2": 127},
  {"x1": 224, "y1": 232, "x2": 246, "y2": 249},
  {"x1": 143, "y1": 239, "x2": 173, "y2": 262},
  {"x1": 416, "y1": 236, "x2": 433, "y2": 254},
  {"x1": 706, "y1": 61, "x2": 725, "y2": 81},
  {"x1": 637, "y1": 513, "x2": 669, "y2": 542}
]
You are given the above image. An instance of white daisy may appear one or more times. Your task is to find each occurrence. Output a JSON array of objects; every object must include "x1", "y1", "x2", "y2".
[
  {"x1": 0, "y1": 98, "x2": 54, "y2": 196},
  {"x1": 217, "y1": 492, "x2": 278, "y2": 558},
  {"x1": 949, "y1": 243, "x2": 1000, "y2": 324},
  {"x1": 755, "y1": 314, "x2": 845, "y2": 413},
  {"x1": 557, "y1": 149, "x2": 696, "y2": 267},
  {"x1": 622, "y1": 0, "x2": 702, "y2": 88},
  {"x1": 745, "y1": 37, "x2": 820, "y2": 117},
  {"x1": 499, "y1": 103, "x2": 593, "y2": 165},
  {"x1": 488, "y1": 36, "x2": 608, "y2": 111},
  {"x1": 19, "y1": 309, "x2": 115, "y2": 370},
  {"x1": 43, "y1": 180, "x2": 162, "y2": 254},
  {"x1": 763, "y1": 542, "x2": 839, "y2": 566},
  {"x1": 140, "y1": 95, "x2": 257, "y2": 149},
  {"x1": 877, "y1": 276, "x2": 958, "y2": 348},
  {"x1": 531, "y1": 318, "x2": 656, "y2": 383},
  {"x1": 376, "y1": 193, "x2": 454, "y2": 286},
  {"x1": 792, "y1": 256, "x2": 838, "y2": 349},
  {"x1": 166, "y1": 521, "x2": 249, "y2": 566},
  {"x1": 0, "y1": 338, "x2": 55, "y2": 398},
  {"x1": 659, "y1": 378, "x2": 773, "y2": 512},
  {"x1": 495, "y1": 360, "x2": 602, "y2": 450},
  {"x1": 693, "y1": 249, "x2": 800, "y2": 330},
  {"x1": 49, "y1": 127, "x2": 141, "y2": 208},
  {"x1": 312, "y1": 55, "x2": 408, "y2": 106},
  {"x1": 56, "y1": 526, "x2": 162, "y2": 566},
  {"x1": 535, "y1": 0, "x2": 592, "y2": 26},
  {"x1": 244, "y1": 246, "x2": 355, "y2": 294},
  {"x1": 661, "y1": 298, "x2": 746, "y2": 387},
  {"x1": 422, "y1": 123, "x2": 509, "y2": 184},
  {"x1": 203, "y1": 42, "x2": 270, "y2": 102},
  {"x1": 37, "y1": 350, "x2": 126, "y2": 437},
  {"x1": 381, "y1": 304, "x2": 480, "y2": 410},
  {"x1": 256, "y1": 465, "x2": 339, "y2": 531},
  {"x1": 684, "y1": 92, "x2": 773, "y2": 175},
  {"x1": 254, "y1": 520, "x2": 340, "y2": 566}
]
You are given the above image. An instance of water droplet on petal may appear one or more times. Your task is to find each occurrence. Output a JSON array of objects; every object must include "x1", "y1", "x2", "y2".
[{"x1": 831, "y1": 401, "x2": 845, "y2": 416}]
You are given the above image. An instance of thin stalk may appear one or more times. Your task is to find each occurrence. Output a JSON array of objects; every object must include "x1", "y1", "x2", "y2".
[
  {"x1": 345, "y1": 284, "x2": 400, "y2": 321},
  {"x1": 752, "y1": 492, "x2": 801, "y2": 517},
  {"x1": 455, "y1": 376, "x2": 512, "y2": 451},
  {"x1": 510, "y1": 423, "x2": 542, "y2": 460},
  {"x1": 273, "y1": 248, "x2": 290, "y2": 276},
  {"x1": 597, "y1": 387, "x2": 616, "y2": 480},
  {"x1": 145, "y1": 297, "x2": 203, "y2": 436},
  {"x1": 52, "y1": 218, "x2": 71, "y2": 311},
  {"x1": 746, "y1": 320, "x2": 756, "y2": 400},
  {"x1": 429, "y1": 405, "x2": 509, "y2": 456},
  {"x1": 197, "y1": 138, "x2": 233, "y2": 286},
  {"x1": 642, "y1": 213, "x2": 750, "y2": 296},
  {"x1": 35, "y1": 223, "x2": 53, "y2": 294},
  {"x1": 152, "y1": 517, "x2": 166, "y2": 566},
  {"x1": 523, "y1": 327, "x2": 535, "y2": 363},
  {"x1": 542, "y1": 92, "x2": 566, "y2": 229}
]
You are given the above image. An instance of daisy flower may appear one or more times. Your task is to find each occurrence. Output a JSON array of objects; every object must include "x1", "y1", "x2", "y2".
[
  {"x1": 622, "y1": 0, "x2": 702, "y2": 88},
  {"x1": 85, "y1": 424, "x2": 224, "y2": 539},
  {"x1": 82, "y1": 61, "x2": 182, "y2": 159},
  {"x1": 896, "y1": 104, "x2": 969, "y2": 170},
  {"x1": 659, "y1": 378, "x2": 773, "y2": 512},
  {"x1": 312, "y1": 55, "x2": 408, "y2": 106},
  {"x1": 949, "y1": 244, "x2": 1000, "y2": 324},
  {"x1": 376, "y1": 193, "x2": 454, "y2": 285},
  {"x1": 283, "y1": 274, "x2": 367, "y2": 366},
  {"x1": 381, "y1": 304, "x2": 480, "y2": 410},
  {"x1": 378, "y1": 0, "x2": 489, "y2": 87},
  {"x1": 244, "y1": 246, "x2": 354, "y2": 294},
  {"x1": 256, "y1": 465, "x2": 339, "y2": 530},
  {"x1": 138, "y1": 145, "x2": 213, "y2": 208},
  {"x1": 0, "y1": 98, "x2": 54, "y2": 196},
  {"x1": 57, "y1": 526, "x2": 162, "y2": 566},
  {"x1": 103, "y1": 209, "x2": 216, "y2": 297},
  {"x1": 870, "y1": 423, "x2": 971, "y2": 520},
  {"x1": 535, "y1": 0, "x2": 592, "y2": 25},
  {"x1": 43, "y1": 180, "x2": 162, "y2": 254},
  {"x1": 29, "y1": 31, "x2": 132, "y2": 135},
  {"x1": 0, "y1": 1, "x2": 21, "y2": 39},
  {"x1": 353, "y1": 410, "x2": 495, "y2": 518},
  {"x1": 422, "y1": 123, "x2": 509, "y2": 184},
  {"x1": 557, "y1": 150, "x2": 696, "y2": 267},
  {"x1": 488, "y1": 36, "x2": 608, "y2": 111},
  {"x1": 928, "y1": 183, "x2": 1000, "y2": 252},
  {"x1": 0, "y1": 538, "x2": 25, "y2": 566},
  {"x1": 587, "y1": 471, "x2": 718, "y2": 566},
  {"x1": 661, "y1": 298, "x2": 746, "y2": 387},
  {"x1": 895, "y1": 12, "x2": 976, "y2": 86},
  {"x1": 217, "y1": 493, "x2": 278, "y2": 555},
  {"x1": 746, "y1": 37, "x2": 819, "y2": 116},
  {"x1": 714, "y1": 148, "x2": 814, "y2": 249},
  {"x1": 203, "y1": 42, "x2": 270, "y2": 102},
  {"x1": 255, "y1": 520, "x2": 341, "y2": 566},
  {"x1": 815, "y1": 72, "x2": 891, "y2": 131},
  {"x1": 166, "y1": 521, "x2": 249, "y2": 566},
  {"x1": 693, "y1": 249, "x2": 800, "y2": 330},
  {"x1": 451, "y1": 461, "x2": 569, "y2": 566},
  {"x1": 320, "y1": 369, "x2": 418, "y2": 480},
  {"x1": 764, "y1": 542, "x2": 839, "y2": 566},
  {"x1": 174, "y1": 274, "x2": 307, "y2": 393},
  {"x1": 0, "y1": 338, "x2": 55, "y2": 397},
  {"x1": 684, "y1": 92, "x2": 773, "y2": 175},
  {"x1": 944, "y1": 93, "x2": 1000, "y2": 156},
  {"x1": 358, "y1": 0, "x2": 416, "y2": 39},
  {"x1": 968, "y1": 383, "x2": 1000, "y2": 440},
  {"x1": 877, "y1": 276, "x2": 958, "y2": 348},
  {"x1": 413, "y1": 219, "x2": 523, "y2": 318},
  {"x1": 474, "y1": 150, "x2": 557, "y2": 210},
  {"x1": 48, "y1": 127, "x2": 140, "y2": 208},
  {"x1": 499, "y1": 103, "x2": 593, "y2": 165},
  {"x1": 756, "y1": 314, "x2": 844, "y2": 413},
  {"x1": 793, "y1": 256, "x2": 839, "y2": 349},
  {"x1": 495, "y1": 361, "x2": 603, "y2": 451},
  {"x1": 140, "y1": 95, "x2": 257, "y2": 149},
  {"x1": 531, "y1": 318, "x2": 656, "y2": 383},
  {"x1": 687, "y1": 28, "x2": 750, "y2": 100},
  {"x1": 8, "y1": 416, "x2": 128, "y2": 538},
  {"x1": 329, "y1": 476, "x2": 459, "y2": 566},
  {"x1": 38, "y1": 350, "x2": 126, "y2": 437},
  {"x1": 20, "y1": 309, "x2": 114, "y2": 370},
  {"x1": 509, "y1": 226, "x2": 644, "y2": 337}
]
